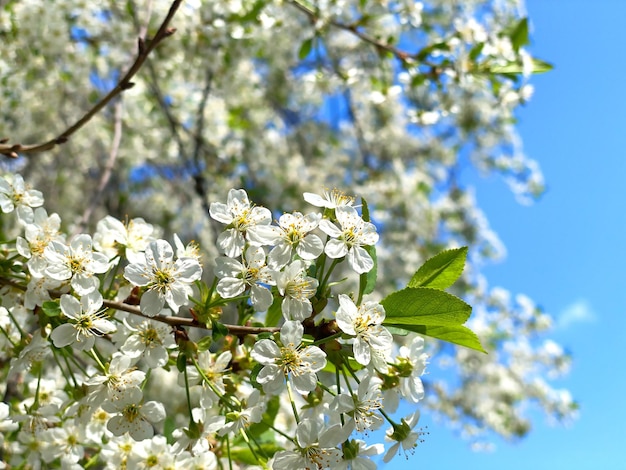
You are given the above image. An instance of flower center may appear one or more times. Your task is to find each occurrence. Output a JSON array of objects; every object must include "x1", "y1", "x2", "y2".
[
  {"x1": 286, "y1": 276, "x2": 315, "y2": 301},
  {"x1": 122, "y1": 403, "x2": 140, "y2": 423}
]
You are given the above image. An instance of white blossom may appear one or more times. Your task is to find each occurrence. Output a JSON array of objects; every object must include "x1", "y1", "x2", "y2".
[
  {"x1": 50, "y1": 292, "x2": 116, "y2": 351},
  {"x1": 248, "y1": 211, "x2": 324, "y2": 268},
  {"x1": 276, "y1": 260, "x2": 319, "y2": 321},
  {"x1": 103, "y1": 387, "x2": 166, "y2": 441},
  {"x1": 215, "y1": 246, "x2": 275, "y2": 311},
  {"x1": 209, "y1": 188, "x2": 272, "y2": 257},
  {"x1": 0, "y1": 173, "x2": 44, "y2": 223},
  {"x1": 44, "y1": 234, "x2": 110, "y2": 295},
  {"x1": 272, "y1": 419, "x2": 344, "y2": 470},
  {"x1": 319, "y1": 206, "x2": 379, "y2": 274},
  {"x1": 335, "y1": 295, "x2": 392, "y2": 371},
  {"x1": 94, "y1": 215, "x2": 156, "y2": 263},
  {"x1": 124, "y1": 239, "x2": 202, "y2": 316},
  {"x1": 251, "y1": 321, "x2": 326, "y2": 395},
  {"x1": 303, "y1": 189, "x2": 355, "y2": 209},
  {"x1": 383, "y1": 411, "x2": 426, "y2": 463}
]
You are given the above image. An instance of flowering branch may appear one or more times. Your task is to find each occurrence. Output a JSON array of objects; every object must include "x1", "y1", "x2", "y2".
[
  {"x1": 101, "y1": 298, "x2": 279, "y2": 335},
  {"x1": 0, "y1": 0, "x2": 184, "y2": 158},
  {"x1": 287, "y1": 0, "x2": 415, "y2": 62}
]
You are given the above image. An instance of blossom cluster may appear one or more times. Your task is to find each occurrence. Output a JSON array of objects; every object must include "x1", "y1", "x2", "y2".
[{"x1": 0, "y1": 175, "x2": 429, "y2": 469}]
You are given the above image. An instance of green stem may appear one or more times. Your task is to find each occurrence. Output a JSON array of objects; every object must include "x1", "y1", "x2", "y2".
[
  {"x1": 0, "y1": 325, "x2": 17, "y2": 348},
  {"x1": 319, "y1": 258, "x2": 340, "y2": 294},
  {"x1": 286, "y1": 379, "x2": 300, "y2": 424},
  {"x1": 6, "y1": 309, "x2": 25, "y2": 337},
  {"x1": 310, "y1": 331, "x2": 343, "y2": 347}
]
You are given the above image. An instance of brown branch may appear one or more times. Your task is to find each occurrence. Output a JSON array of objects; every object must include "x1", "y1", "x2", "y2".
[
  {"x1": 0, "y1": 276, "x2": 279, "y2": 335},
  {"x1": 287, "y1": 0, "x2": 414, "y2": 62},
  {"x1": 102, "y1": 299, "x2": 280, "y2": 335},
  {"x1": 75, "y1": 99, "x2": 124, "y2": 233},
  {"x1": 0, "y1": 0, "x2": 184, "y2": 158}
]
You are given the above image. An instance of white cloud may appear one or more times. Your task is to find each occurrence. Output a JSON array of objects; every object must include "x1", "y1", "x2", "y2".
[{"x1": 557, "y1": 299, "x2": 596, "y2": 328}]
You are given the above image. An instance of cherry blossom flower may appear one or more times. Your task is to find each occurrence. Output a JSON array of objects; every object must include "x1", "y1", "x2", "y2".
[
  {"x1": 383, "y1": 411, "x2": 426, "y2": 463},
  {"x1": 185, "y1": 349, "x2": 232, "y2": 407},
  {"x1": 94, "y1": 216, "x2": 156, "y2": 264},
  {"x1": 335, "y1": 295, "x2": 392, "y2": 371},
  {"x1": 124, "y1": 239, "x2": 202, "y2": 316},
  {"x1": 0, "y1": 402, "x2": 18, "y2": 446},
  {"x1": 303, "y1": 189, "x2": 355, "y2": 209},
  {"x1": 336, "y1": 439, "x2": 383, "y2": 470},
  {"x1": 44, "y1": 234, "x2": 110, "y2": 295},
  {"x1": 16, "y1": 208, "x2": 64, "y2": 276},
  {"x1": 0, "y1": 173, "x2": 44, "y2": 224},
  {"x1": 103, "y1": 387, "x2": 165, "y2": 441},
  {"x1": 40, "y1": 423, "x2": 86, "y2": 464},
  {"x1": 209, "y1": 188, "x2": 272, "y2": 257},
  {"x1": 272, "y1": 419, "x2": 344, "y2": 470},
  {"x1": 395, "y1": 335, "x2": 428, "y2": 404},
  {"x1": 248, "y1": 211, "x2": 324, "y2": 268},
  {"x1": 119, "y1": 315, "x2": 177, "y2": 368},
  {"x1": 127, "y1": 435, "x2": 178, "y2": 468},
  {"x1": 333, "y1": 376, "x2": 384, "y2": 433},
  {"x1": 215, "y1": 246, "x2": 275, "y2": 311},
  {"x1": 50, "y1": 292, "x2": 116, "y2": 351},
  {"x1": 85, "y1": 353, "x2": 146, "y2": 404},
  {"x1": 217, "y1": 389, "x2": 265, "y2": 437},
  {"x1": 173, "y1": 233, "x2": 201, "y2": 262},
  {"x1": 319, "y1": 206, "x2": 379, "y2": 274},
  {"x1": 251, "y1": 321, "x2": 326, "y2": 395},
  {"x1": 275, "y1": 260, "x2": 319, "y2": 321}
]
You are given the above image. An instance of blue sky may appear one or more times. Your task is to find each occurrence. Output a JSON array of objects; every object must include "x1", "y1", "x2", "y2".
[{"x1": 391, "y1": 1, "x2": 626, "y2": 468}]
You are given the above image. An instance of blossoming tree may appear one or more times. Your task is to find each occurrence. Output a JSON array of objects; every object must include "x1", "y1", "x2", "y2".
[{"x1": 0, "y1": 0, "x2": 576, "y2": 468}]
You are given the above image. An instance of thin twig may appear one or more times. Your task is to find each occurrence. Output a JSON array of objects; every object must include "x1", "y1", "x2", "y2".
[
  {"x1": 287, "y1": 0, "x2": 414, "y2": 62},
  {"x1": 0, "y1": 0, "x2": 184, "y2": 158},
  {"x1": 0, "y1": 276, "x2": 279, "y2": 335},
  {"x1": 102, "y1": 299, "x2": 279, "y2": 335},
  {"x1": 75, "y1": 99, "x2": 124, "y2": 233}
]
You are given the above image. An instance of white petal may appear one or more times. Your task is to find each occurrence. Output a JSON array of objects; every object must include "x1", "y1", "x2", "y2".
[
  {"x1": 348, "y1": 245, "x2": 374, "y2": 274},
  {"x1": 250, "y1": 285, "x2": 273, "y2": 311},
  {"x1": 280, "y1": 321, "x2": 303, "y2": 347},
  {"x1": 209, "y1": 202, "x2": 233, "y2": 224},
  {"x1": 124, "y1": 263, "x2": 150, "y2": 286},
  {"x1": 217, "y1": 229, "x2": 245, "y2": 258},
  {"x1": 324, "y1": 239, "x2": 348, "y2": 259},
  {"x1": 216, "y1": 278, "x2": 245, "y2": 298},
  {"x1": 251, "y1": 340, "x2": 281, "y2": 364},
  {"x1": 140, "y1": 290, "x2": 164, "y2": 316},
  {"x1": 50, "y1": 323, "x2": 77, "y2": 348},
  {"x1": 296, "y1": 234, "x2": 324, "y2": 260},
  {"x1": 318, "y1": 219, "x2": 342, "y2": 238}
]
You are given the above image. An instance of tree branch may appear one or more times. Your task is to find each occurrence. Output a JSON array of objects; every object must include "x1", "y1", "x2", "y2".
[
  {"x1": 287, "y1": 0, "x2": 415, "y2": 62},
  {"x1": 0, "y1": 0, "x2": 184, "y2": 158},
  {"x1": 75, "y1": 99, "x2": 124, "y2": 233},
  {"x1": 101, "y1": 299, "x2": 279, "y2": 335}
]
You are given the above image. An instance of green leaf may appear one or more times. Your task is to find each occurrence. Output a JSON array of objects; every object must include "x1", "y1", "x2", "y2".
[
  {"x1": 230, "y1": 443, "x2": 281, "y2": 465},
  {"x1": 408, "y1": 246, "x2": 467, "y2": 290},
  {"x1": 265, "y1": 296, "x2": 282, "y2": 327},
  {"x1": 381, "y1": 287, "x2": 471, "y2": 326},
  {"x1": 42, "y1": 300, "x2": 61, "y2": 317},
  {"x1": 358, "y1": 197, "x2": 377, "y2": 296},
  {"x1": 488, "y1": 57, "x2": 553, "y2": 75},
  {"x1": 469, "y1": 42, "x2": 485, "y2": 61},
  {"x1": 386, "y1": 323, "x2": 486, "y2": 353},
  {"x1": 176, "y1": 352, "x2": 187, "y2": 373},
  {"x1": 509, "y1": 17, "x2": 529, "y2": 52},
  {"x1": 211, "y1": 321, "x2": 229, "y2": 340},
  {"x1": 196, "y1": 335, "x2": 212, "y2": 352},
  {"x1": 298, "y1": 37, "x2": 314, "y2": 60}
]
